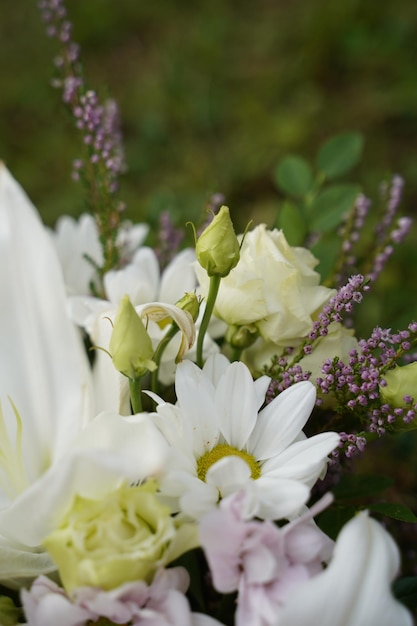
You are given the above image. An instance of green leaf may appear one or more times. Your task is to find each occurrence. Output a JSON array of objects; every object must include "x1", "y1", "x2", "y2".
[
  {"x1": 317, "y1": 132, "x2": 364, "y2": 179},
  {"x1": 316, "y1": 505, "x2": 356, "y2": 540},
  {"x1": 393, "y1": 576, "x2": 417, "y2": 610},
  {"x1": 333, "y1": 474, "x2": 394, "y2": 500},
  {"x1": 310, "y1": 183, "x2": 360, "y2": 232},
  {"x1": 274, "y1": 156, "x2": 314, "y2": 197},
  {"x1": 311, "y1": 236, "x2": 340, "y2": 282},
  {"x1": 276, "y1": 200, "x2": 306, "y2": 245},
  {"x1": 368, "y1": 502, "x2": 417, "y2": 522}
]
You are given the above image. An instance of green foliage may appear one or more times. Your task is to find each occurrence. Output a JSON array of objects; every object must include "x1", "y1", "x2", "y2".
[
  {"x1": 275, "y1": 200, "x2": 306, "y2": 245},
  {"x1": 332, "y1": 473, "x2": 394, "y2": 499},
  {"x1": 274, "y1": 156, "x2": 314, "y2": 197},
  {"x1": 317, "y1": 132, "x2": 364, "y2": 180},
  {"x1": 274, "y1": 132, "x2": 363, "y2": 276},
  {"x1": 368, "y1": 502, "x2": 417, "y2": 522},
  {"x1": 393, "y1": 577, "x2": 417, "y2": 611},
  {"x1": 309, "y1": 183, "x2": 361, "y2": 232}
]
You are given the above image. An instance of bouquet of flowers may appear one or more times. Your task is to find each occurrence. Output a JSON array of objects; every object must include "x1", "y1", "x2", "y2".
[{"x1": 0, "y1": 2, "x2": 416, "y2": 624}]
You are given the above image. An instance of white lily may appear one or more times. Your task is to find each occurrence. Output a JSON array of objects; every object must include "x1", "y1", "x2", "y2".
[
  {"x1": 279, "y1": 510, "x2": 413, "y2": 626},
  {"x1": 0, "y1": 165, "x2": 167, "y2": 586}
]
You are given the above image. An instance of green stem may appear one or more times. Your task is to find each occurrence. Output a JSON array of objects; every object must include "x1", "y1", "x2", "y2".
[
  {"x1": 150, "y1": 324, "x2": 180, "y2": 395},
  {"x1": 129, "y1": 377, "x2": 143, "y2": 413},
  {"x1": 197, "y1": 275, "x2": 221, "y2": 367},
  {"x1": 230, "y1": 347, "x2": 243, "y2": 362}
]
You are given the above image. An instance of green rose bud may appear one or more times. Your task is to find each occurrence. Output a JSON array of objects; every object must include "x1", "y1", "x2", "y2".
[
  {"x1": 43, "y1": 481, "x2": 198, "y2": 592},
  {"x1": 380, "y1": 362, "x2": 417, "y2": 408},
  {"x1": 109, "y1": 295, "x2": 157, "y2": 379},
  {"x1": 225, "y1": 323, "x2": 259, "y2": 350},
  {"x1": 175, "y1": 292, "x2": 201, "y2": 322},
  {"x1": 196, "y1": 205, "x2": 240, "y2": 277}
]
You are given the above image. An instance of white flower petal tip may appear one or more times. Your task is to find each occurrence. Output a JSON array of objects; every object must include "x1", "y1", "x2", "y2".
[{"x1": 279, "y1": 511, "x2": 413, "y2": 626}]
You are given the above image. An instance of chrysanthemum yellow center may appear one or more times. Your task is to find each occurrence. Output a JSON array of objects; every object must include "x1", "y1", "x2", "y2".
[{"x1": 196, "y1": 444, "x2": 261, "y2": 481}]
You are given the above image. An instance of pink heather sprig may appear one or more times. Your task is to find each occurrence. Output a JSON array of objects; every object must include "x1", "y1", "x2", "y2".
[
  {"x1": 317, "y1": 321, "x2": 417, "y2": 440},
  {"x1": 265, "y1": 357, "x2": 311, "y2": 403},
  {"x1": 265, "y1": 275, "x2": 368, "y2": 404},
  {"x1": 38, "y1": 0, "x2": 126, "y2": 277},
  {"x1": 366, "y1": 175, "x2": 411, "y2": 283},
  {"x1": 376, "y1": 175, "x2": 404, "y2": 242},
  {"x1": 155, "y1": 211, "x2": 185, "y2": 270},
  {"x1": 294, "y1": 274, "x2": 369, "y2": 364},
  {"x1": 334, "y1": 193, "x2": 372, "y2": 286},
  {"x1": 330, "y1": 432, "x2": 367, "y2": 461}
]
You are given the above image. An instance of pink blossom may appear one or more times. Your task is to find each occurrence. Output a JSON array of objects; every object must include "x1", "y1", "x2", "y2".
[
  {"x1": 199, "y1": 491, "x2": 333, "y2": 626},
  {"x1": 21, "y1": 568, "x2": 194, "y2": 626}
]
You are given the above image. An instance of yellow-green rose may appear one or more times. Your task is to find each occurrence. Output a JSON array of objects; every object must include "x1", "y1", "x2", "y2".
[
  {"x1": 43, "y1": 480, "x2": 197, "y2": 592},
  {"x1": 380, "y1": 362, "x2": 417, "y2": 408}
]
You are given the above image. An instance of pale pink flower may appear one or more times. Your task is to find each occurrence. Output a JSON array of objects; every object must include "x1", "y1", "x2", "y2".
[
  {"x1": 22, "y1": 568, "x2": 194, "y2": 626},
  {"x1": 199, "y1": 491, "x2": 333, "y2": 626}
]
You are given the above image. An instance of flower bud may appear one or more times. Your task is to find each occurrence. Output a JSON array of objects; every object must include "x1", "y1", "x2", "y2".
[
  {"x1": 225, "y1": 324, "x2": 259, "y2": 350},
  {"x1": 175, "y1": 292, "x2": 200, "y2": 322},
  {"x1": 109, "y1": 295, "x2": 156, "y2": 379},
  {"x1": 380, "y1": 362, "x2": 417, "y2": 408},
  {"x1": 196, "y1": 206, "x2": 240, "y2": 277}
]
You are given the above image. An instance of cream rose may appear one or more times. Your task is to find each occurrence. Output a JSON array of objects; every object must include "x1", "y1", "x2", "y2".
[
  {"x1": 244, "y1": 322, "x2": 359, "y2": 382},
  {"x1": 196, "y1": 225, "x2": 334, "y2": 347},
  {"x1": 42, "y1": 481, "x2": 197, "y2": 592}
]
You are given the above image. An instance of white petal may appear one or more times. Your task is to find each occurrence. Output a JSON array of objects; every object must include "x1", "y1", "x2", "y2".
[
  {"x1": 253, "y1": 375, "x2": 271, "y2": 410},
  {"x1": 159, "y1": 248, "x2": 197, "y2": 303},
  {"x1": 175, "y1": 360, "x2": 219, "y2": 456},
  {"x1": 248, "y1": 381, "x2": 316, "y2": 459},
  {"x1": 216, "y1": 362, "x2": 259, "y2": 448},
  {"x1": 0, "y1": 412, "x2": 168, "y2": 548},
  {"x1": 206, "y1": 455, "x2": 252, "y2": 498},
  {"x1": 280, "y1": 512, "x2": 413, "y2": 626},
  {"x1": 104, "y1": 262, "x2": 157, "y2": 306},
  {"x1": 0, "y1": 165, "x2": 93, "y2": 481},
  {"x1": 262, "y1": 432, "x2": 340, "y2": 486},
  {"x1": 0, "y1": 540, "x2": 55, "y2": 584},
  {"x1": 202, "y1": 353, "x2": 230, "y2": 387},
  {"x1": 254, "y1": 475, "x2": 310, "y2": 519}
]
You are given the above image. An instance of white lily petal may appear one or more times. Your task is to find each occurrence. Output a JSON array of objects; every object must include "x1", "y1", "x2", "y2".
[
  {"x1": 0, "y1": 540, "x2": 55, "y2": 586},
  {"x1": 216, "y1": 362, "x2": 259, "y2": 448},
  {"x1": 51, "y1": 213, "x2": 103, "y2": 296},
  {"x1": 280, "y1": 511, "x2": 413, "y2": 626},
  {"x1": 0, "y1": 412, "x2": 168, "y2": 550},
  {"x1": 0, "y1": 165, "x2": 93, "y2": 484},
  {"x1": 88, "y1": 311, "x2": 131, "y2": 415},
  {"x1": 159, "y1": 248, "x2": 197, "y2": 303},
  {"x1": 248, "y1": 381, "x2": 316, "y2": 459}
]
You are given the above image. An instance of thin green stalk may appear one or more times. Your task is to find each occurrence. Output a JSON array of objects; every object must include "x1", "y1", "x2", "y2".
[
  {"x1": 150, "y1": 324, "x2": 180, "y2": 395},
  {"x1": 197, "y1": 275, "x2": 221, "y2": 367},
  {"x1": 129, "y1": 377, "x2": 143, "y2": 414}
]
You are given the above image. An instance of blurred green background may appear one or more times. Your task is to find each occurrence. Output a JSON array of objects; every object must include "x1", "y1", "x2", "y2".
[{"x1": 1, "y1": 0, "x2": 417, "y2": 330}]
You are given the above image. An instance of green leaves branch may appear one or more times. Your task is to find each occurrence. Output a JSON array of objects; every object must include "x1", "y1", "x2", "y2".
[{"x1": 274, "y1": 132, "x2": 364, "y2": 281}]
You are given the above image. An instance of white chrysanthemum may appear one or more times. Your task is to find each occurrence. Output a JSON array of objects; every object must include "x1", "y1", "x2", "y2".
[{"x1": 150, "y1": 354, "x2": 340, "y2": 520}]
